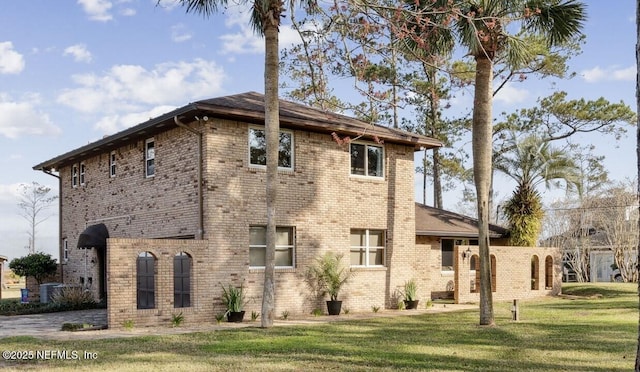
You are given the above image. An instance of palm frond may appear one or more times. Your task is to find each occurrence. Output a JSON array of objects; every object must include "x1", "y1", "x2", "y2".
[
  {"x1": 178, "y1": 0, "x2": 229, "y2": 17},
  {"x1": 523, "y1": 0, "x2": 587, "y2": 46}
]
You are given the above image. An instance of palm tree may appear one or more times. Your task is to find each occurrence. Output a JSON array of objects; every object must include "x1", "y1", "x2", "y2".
[
  {"x1": 177, "y1": 0, "x2": 317, "y2": 328},
  {"x1": 495, "y1": 134, "x2": 581, "y2": 246},
  {"x1": 400, "y1": 0, "x2": 585, "y2": 325}
]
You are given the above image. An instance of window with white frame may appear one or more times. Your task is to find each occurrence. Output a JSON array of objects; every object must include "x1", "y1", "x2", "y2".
[
  {"x1": 79, "y1": 162, "x2": 86, "y2": 185},
  {"x1": 71, "y1": 165, "x2": 78, "y2": 188},
  {"x1": 145, "y1": 138, "x2": 155, "y2": 178},
  {"x1": 63, "y1": 238, "x2": 68, "y2": 262},
  {"x1": 249, "y1": 226, "x2": 295, "y2": 268},
  {"x1": 350, "y1": 143, "x2": 384, "y2": 177},
  {"x1": 110, "y1": 151, "x2": 116, "y2": 177},
  {"x1": 248, "y1": 127, "x2": 293, "y2": 170},
  {"x1": 350, "y1": 229, "x2": 385, "y2": 267}
]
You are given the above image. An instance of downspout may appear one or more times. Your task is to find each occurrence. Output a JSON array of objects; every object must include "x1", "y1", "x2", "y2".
[
  {"x1": 41, "y1": 169, "x2": 62, "y2": 283},
  {"x1": 174, "y1": 116, "x2": 204, "y2": 240}
]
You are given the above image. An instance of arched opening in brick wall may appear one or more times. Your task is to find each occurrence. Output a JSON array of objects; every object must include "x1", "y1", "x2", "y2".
[
  {"x1": 545, "y1": 255, "x2": 554, "y2": 289},
  {"x1": 174, "y1": 252, "x2": 192, "y2": 308},
  {"x1": 470, "y1": 254, "x2": 480, "y2": 293},
  {"x1": 531, "y1": 255, "x2": 540, "y2": 290},
  {"x1": 137, "y1": 251, "x2": 156, "y2": 309},
  {"x1": 491, "y1": 255, "x2": 496, "y2": 292}
]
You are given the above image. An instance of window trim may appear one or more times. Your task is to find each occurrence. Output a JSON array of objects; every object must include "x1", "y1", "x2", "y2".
[
  {"x1": 62, "y1": 238, "x2": 68, "y2": 262},
  {"x1": 79, "y1": 162, "x2": 86, "y2": 186},
  {"x1": 71, "y1": 164, "x2": 78, "y2": 188},
  {"x1": 350, "y1": 229, "x2": 386, "y2": 268},
  {"x1": 349, "y1": 141, "x2": 384, "y2": 178},
  {"x1": 109, "y1": 151, "x2": 116, "y2": 178},
  {"x1": 248, "y1": 126, "x2": 294, "y2": 171},
  {"x1": 145, "y1": 138, "x2": 155, "y2": 178},
  {"x1": 249, "y1": 225, "x2": 295, "y2": 269}
]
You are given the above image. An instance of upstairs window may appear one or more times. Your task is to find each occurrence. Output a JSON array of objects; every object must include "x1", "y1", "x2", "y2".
[
  {"x1": 248, "y1": 127, "x2": 293, "y2": 170},
  {"x1": 350, "y1": 143, "x2": 383, "y2": 177},
  {"x1": 63, "y1": 238, "x2": 68, "y2": 262},
  {"x1": 71, "y1": 165, "x2": 78, "y2": 188},
  {"x1": 79, "y1": 162, "x2": 86, "y2": 185},
  {"x1": 110, "y1": 151, "x2": 116, "y2": 177},
  {"x1": 249, "y1": 226, "x2": 295, "y2": 268},
  {"x1": 145, "y1": 138, "x2": 155, "y2": 178},
  {"x1": 350, "y1": 229, "x2": 385, "y2": 267}
]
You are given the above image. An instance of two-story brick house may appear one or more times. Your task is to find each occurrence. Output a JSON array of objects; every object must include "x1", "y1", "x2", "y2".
[
  {"x1": 34, "y1": 92, "x2": 446, "y2": 327},
  {"x1": 34, "y1": 92, "x2": 561, "y2": 329}
]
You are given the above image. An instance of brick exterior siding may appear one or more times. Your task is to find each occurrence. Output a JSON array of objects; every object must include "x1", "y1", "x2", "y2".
[
  {"x1": 59, "y1": 118, "x2": 419, "y2": 328},
  {"x1": 55, "y1": 116, "x2": 562, "y2": 329}
]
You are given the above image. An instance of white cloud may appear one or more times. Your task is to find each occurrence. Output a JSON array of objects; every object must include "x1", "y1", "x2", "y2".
[
  {"x1": 0, "y1": 183, "x2": 23, "y2": 203},
  {"x1": 0, "y1": 95, "x2": 61, "y2": 139},
  {"x1": 120, "y1": 7, "x2": 136, "y2": 16},
  {"x1": 219, "y1": 26, "x2": 264, "y2": 55},
  {"x1": 63, "y1": 44, "x2": 93, "y2": 63},
  {"x1": 57, "y1": 59, "x2": 226, "y2": 128},
  {"x1": 155, "y1": 0, "x2": 179, "y2": 11},
  {"x1": 493, "y1": 83, "x2": 529, "y2": 105},
  {"x1": 171, "y1": 24, "x2": 192, "y2": 43},
  {"x1": 77, "y1": 0, "x2": 113, "y2": 22},
  {"x1": 0, "y1": 42, "x2": 25, "y2": 74},
  {"x1": 581, "y1": 65, "x2": 636, "y2": 83},
  {"x1": 218, "y1": 8, "x2": 302, "y2": 55},
  {"x1": 95, "y1": 105, "x2": 177, "y2": 134}
]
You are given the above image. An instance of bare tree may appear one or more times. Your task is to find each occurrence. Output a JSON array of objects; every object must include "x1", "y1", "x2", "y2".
[
  {"x1": 587, "y1": 184, "x2": 639, "y2": 282},
  {"x1": 542, "y1": 201, "x2": 591, "y2": 282},
  {"x1": 17, "y1": 182, "x2": 58, "y2": 254}
]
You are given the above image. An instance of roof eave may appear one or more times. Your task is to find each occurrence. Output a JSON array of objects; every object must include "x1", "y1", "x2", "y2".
[
  {"x1": 193, "y1": 102, "x2": 442, "y2": 150},
  {"x1": 33, "y1": 104, "x2": 198, "y2": 172}
]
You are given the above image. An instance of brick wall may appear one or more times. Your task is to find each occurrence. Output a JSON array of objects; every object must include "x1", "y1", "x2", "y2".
[
  {"x1": 201, "y1": 119, "x2": 418, "y2": 316},
  {"x1": 416, "y1": 236, "x2": 512, "y2": 299},
  {"x1": 454, "y1": 245, "x2": 562, "y2": 303},
  {"x1": 60, "y1": 117, "x2": 423, "y2": 328},
  {"x1": 59, "y1": 126, "x2": 201, "y2": 300},
  {"x1": 107, "y1": 238, "x2": 210, "y2": 328}
]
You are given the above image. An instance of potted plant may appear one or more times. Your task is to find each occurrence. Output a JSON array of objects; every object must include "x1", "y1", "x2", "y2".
[
  {"x1": 306, "y1": 252, "x2": 352, "y2": 315},
  {"x1": 402, "y1": 279, "x2": 419, "y2": 310},
  {"x1": 221, "y1": 284, "x2": 246, "y2": 322}
]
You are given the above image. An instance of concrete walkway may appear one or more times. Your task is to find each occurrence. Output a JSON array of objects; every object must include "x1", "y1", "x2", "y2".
[{"x1": 0, "y1": 303, "x2": 477, "y2": 341}]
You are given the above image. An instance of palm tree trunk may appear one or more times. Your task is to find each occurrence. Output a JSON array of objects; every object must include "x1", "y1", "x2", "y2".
[
  {"x1": 261, "y1": 20, "x2": 279, "y2": 329},
  {"x1": 473, "y1": 56, "x2": 495, "y2": 326}
]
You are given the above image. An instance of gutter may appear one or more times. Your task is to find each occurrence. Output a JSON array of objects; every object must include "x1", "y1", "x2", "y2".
[
  {"x1": 39, "y1": 169, "x2": 62, "y2": 283},
  {"x1": 174, "y1": 116, "x2": 204, "y2": 240}
]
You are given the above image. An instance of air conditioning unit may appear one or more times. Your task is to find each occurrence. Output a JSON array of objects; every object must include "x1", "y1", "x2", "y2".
[{"x1": 39, "y1": 282, "x2": 61, "y2": 304}]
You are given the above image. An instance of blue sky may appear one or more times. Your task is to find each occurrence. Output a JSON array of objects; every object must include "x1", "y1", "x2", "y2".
[{"x1": 0, "y1": 0, "x2": 636, "y2": 262}]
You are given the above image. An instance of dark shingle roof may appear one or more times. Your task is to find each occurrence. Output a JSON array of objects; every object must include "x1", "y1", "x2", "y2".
[
  {"x1": 415, "y1": 203, "x2": 509, "y2": 238},
  {"x1": 34, "y1": 92, "x2": 442, "y2": 171}
]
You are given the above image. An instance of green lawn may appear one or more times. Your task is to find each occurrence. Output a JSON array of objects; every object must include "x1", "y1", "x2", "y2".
[{"x1": 0, "y1": 283, "x2": 637, "y2": 371}]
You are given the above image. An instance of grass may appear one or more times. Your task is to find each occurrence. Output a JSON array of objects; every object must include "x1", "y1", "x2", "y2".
[{"x1": 0, "y1": 283, "x2": 637, "y2": 371}]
